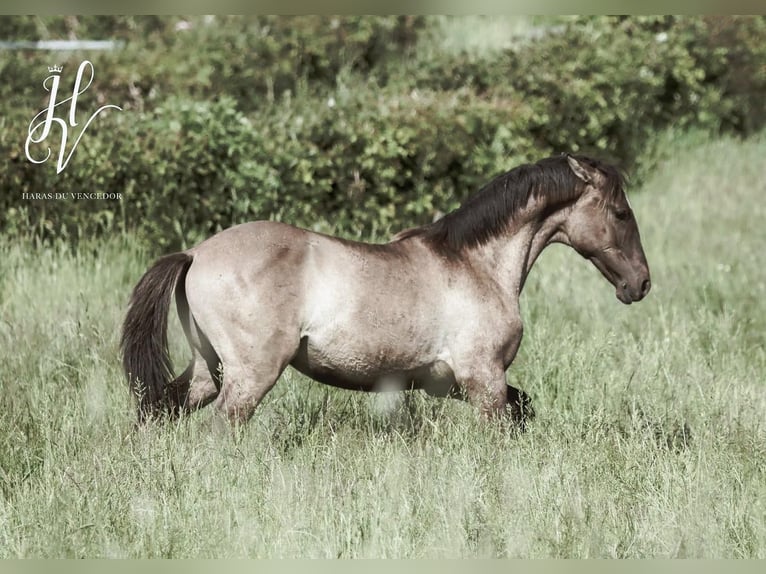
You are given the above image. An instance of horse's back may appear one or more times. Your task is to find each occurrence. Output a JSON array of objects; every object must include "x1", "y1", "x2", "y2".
[
  {"x1": 188, "y1": 220, "x2": 308, "y2": 258},
  {"x1": 182, "y1": 219, "x2": 422, "y2": 335}
]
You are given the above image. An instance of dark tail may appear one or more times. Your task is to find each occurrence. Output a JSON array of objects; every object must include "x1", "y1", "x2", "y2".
[{"x1": 121, "y1": 252, "x2": 194, "y2": 422}]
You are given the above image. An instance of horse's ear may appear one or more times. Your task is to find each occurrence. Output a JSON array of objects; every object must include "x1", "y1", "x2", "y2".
[{"x1": 566, "y1": 155, "x2": 593, "y2": 184}]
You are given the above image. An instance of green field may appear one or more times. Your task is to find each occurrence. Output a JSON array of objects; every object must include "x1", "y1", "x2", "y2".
[{"x1": 0, "y1": 133, "x2": 764, "y2": 558}]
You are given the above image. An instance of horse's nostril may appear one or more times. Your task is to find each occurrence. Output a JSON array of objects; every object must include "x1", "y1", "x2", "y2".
[{"x1": 641, "y1": 278, "x2": 651, "y2": 296}]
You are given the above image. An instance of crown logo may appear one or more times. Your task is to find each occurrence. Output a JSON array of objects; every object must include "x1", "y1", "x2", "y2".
[{"x1": 48, "y1": 65, "x2": 63, "y2": 74}]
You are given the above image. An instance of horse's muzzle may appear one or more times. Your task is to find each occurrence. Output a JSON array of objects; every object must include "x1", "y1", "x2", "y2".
[{"x1": 618, "y1": 276, "x2": 651, "y2": 304}]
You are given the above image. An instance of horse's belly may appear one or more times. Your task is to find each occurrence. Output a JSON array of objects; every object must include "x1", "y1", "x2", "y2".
[{"x1": 289, "y1": 333, "x2": 452, "y2": 393}]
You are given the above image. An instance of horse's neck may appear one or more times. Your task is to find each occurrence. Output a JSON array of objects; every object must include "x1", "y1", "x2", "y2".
[{"x1": 468, "y1": 200, "x2": 572, "y2": 298}]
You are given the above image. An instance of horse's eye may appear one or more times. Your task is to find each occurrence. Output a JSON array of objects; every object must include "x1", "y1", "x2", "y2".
[{"x1": 615, "y1": 208, "x2": 631, "y2": 221}]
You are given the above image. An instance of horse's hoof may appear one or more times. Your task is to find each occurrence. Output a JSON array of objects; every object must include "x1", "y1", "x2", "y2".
[{"x1": 506, "y1": 386, "x2": 535, "y2": 430}]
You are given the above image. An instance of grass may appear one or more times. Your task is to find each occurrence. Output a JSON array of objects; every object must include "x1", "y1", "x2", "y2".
[{"x1": 0, "y1": 133, "x2": 765, "y2": 558}]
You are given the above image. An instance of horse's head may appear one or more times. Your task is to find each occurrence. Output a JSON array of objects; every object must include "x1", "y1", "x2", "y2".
[{"x1": 559, "y1": 155, "x2": 651, "y2": 305}]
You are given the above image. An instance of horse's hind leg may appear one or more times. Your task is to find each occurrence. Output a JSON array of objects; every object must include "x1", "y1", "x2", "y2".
[
  {"x1": 213, "y1": 362, "x2": 283, "y2": 425},
  {"x1": 171, "y1": 273, "x2": 223, "y2": 414},
  {"x1": 185, "y1": 349, "x2": 221, "y2": 411},
  {"x1": 165, "y1": 348, "x2": 220, "y2": 415},
  {"x1": 166, "y1": 361, "x2": 194, "y2": 417},
  {"x1": 213, "y1": 337, "x2": 298, "y2": 425}
]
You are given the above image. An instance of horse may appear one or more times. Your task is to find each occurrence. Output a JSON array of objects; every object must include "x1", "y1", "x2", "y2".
[{"x1": 121, "y1": 153, "x2": 651, "y2": 426}]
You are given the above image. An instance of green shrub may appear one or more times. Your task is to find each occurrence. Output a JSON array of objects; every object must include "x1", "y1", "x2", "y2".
[
  {"x1": 0, "y1": 16, "x2": 424, "y2": 114},
  {"x1": 2, "y1": 16, "x2": 765, "y2": 250},
  {"x1": 403, "y1": 16, "x2": 766, "y2": 165},
  {"x1": 504, "y1": 16, "x2": 766, "y2": 163},
  {"x1": 2, "y1": 89, "x2": 540, "y2": 250}
]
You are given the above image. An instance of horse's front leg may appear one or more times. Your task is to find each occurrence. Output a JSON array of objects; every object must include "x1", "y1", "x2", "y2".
[
  {"x1": 505, "y1": 385, "x2": 534, "y2": 428},
  {"x1": 456, "y1": 369, "x2": 534, "y2": 428},
  {"x1": 457, "y1": 364, "x2": 511, "y2": 419},
  {"x1": 499, "y1": 324, "x2": 534, "y2": 427},
  {"x1": 454, "y1": 327, "x2": 534, "y2": 427}
]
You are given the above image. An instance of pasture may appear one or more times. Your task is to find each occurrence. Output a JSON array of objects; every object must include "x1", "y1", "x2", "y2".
[{"x1": 0, "y1": 133, "x2": 764, "y2": 557}]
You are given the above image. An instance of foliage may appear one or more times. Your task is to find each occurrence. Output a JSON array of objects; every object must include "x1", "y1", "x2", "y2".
[
  {"x1": 406, "y1": 16, "x2": 766, "y2": 161},
  {"x1": 0, "y1": 16, "x2": 423, "y2": 113},
  {"x1": 3, "y1": 88, "x2": 540, "y2": 250},
  {"x1": 504, "y1": 16, "x2": 766, "y2": 161},
  {"x1": 1, "y1": 15, "x2": 765, "y2": 250}
]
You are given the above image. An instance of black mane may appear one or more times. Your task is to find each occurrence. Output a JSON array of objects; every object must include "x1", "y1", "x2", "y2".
[{"x1": 399, "y1": 154, "x2": 625, "y2": 253}]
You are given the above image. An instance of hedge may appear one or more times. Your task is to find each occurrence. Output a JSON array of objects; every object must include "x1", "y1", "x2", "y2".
[{"x1": 1, "y1": 16, "x2": 764, "y2": 251}]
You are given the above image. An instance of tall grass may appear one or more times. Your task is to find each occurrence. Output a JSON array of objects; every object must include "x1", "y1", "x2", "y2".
[{"x1": 0, "y1": 134, "x2": 764, "y2": 557}]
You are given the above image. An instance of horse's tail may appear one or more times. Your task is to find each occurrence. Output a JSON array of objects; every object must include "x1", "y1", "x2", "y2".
[{"x1": 121, "y1": 252, "x2": 194, "y2": 423}]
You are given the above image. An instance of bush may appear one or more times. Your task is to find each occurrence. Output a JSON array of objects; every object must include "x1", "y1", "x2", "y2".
[
  {"x1": 2, "y1": 89, "x2": 539, "y2": 250},
  {"x1": 1, "y1": 16, "x2": 765, "y2": 250},
  {"x1": 0, "y1": 16, "x2": 424, "y2": 114},
  {"x1": 504, "y1": 16, "x2": 766, "y2": 163},
  {"x1": 404, "y1": 16, "x2": 766, "y2": 166}
]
